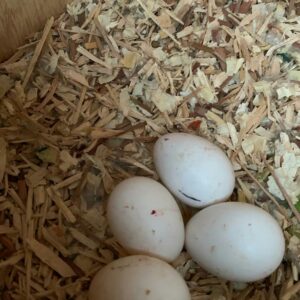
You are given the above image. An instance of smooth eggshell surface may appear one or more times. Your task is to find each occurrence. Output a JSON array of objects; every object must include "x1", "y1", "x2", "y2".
[
  {"x1": 88, "y1": 255, "x2": 191, "y2": 300},
  {"x1": 185, "y1": 202, "x2": 285, "y2": 282},
  {"x1": 107, "y1": 177, "x2": 185, "y2": 262},
  {"x1": 153, "y1": 133, "x2": 235, "y2": 207}
]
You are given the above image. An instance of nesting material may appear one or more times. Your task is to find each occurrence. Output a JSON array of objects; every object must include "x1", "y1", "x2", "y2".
[{"x1": 0, "y1": 0, "x2": 299, "y2": 299}]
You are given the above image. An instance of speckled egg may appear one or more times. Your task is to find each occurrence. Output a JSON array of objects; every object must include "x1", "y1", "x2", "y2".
[
  {"x1": 88, "y1": 255, "x2": 191, "y2": 300},
  {"x1": 185, "y1": 202, "x2": 285, "y2": 282},
  {"x1": 107, "y1": 176, "x2": 185, "y2": 262},
  {"x1": 153, "y1": 133, "x2": 235, "y2": 207}
]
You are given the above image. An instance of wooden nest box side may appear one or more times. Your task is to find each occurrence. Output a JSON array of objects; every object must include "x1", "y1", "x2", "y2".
[{"x1": 0, "y1": 0, "x2": 71, "y2": 62}]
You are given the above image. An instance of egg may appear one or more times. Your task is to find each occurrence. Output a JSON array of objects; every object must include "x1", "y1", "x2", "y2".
[
  {"x1": 185, "y1": 202, "x2": 285, "y2": 282},
  {"x1": 88, "y1": 255, "x2": 191, "y2": 300},
  {"x1": 153, "y1": 133, "x2": 235, "y2": 208},
  {"x1": 107, "y1": 176, "x2": 185, "y2": 262}
]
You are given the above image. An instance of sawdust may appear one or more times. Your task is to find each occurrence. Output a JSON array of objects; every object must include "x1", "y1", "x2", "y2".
[{"x1": 0, "y1": 0, "x2": 299, "y2": 299}]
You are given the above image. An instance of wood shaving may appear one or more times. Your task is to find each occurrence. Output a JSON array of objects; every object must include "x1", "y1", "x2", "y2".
[
  {"x1": 27, "y1": 238, "x2": 75, "y2": 277},
  {"x1": 0, "y1": 0, "x2": 299, "y2": 299}
]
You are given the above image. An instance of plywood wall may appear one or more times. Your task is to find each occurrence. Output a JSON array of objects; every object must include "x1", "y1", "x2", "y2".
[{"x1": 0, "y1": 0, "x2": 71, "y2": 62}]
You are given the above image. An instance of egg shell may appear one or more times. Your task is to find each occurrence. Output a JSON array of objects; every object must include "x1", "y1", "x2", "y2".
[
  {"x1": 153, "y1": 133, "x2": 235, "y2": 208},
  {"x1": 107, "y1": 176, "x2": 185, "y2": 262},
  {"x1": 185, "y1": 202, "x2": 285, "y2": 282},
  {"x1": 88, "y1": 255, "x2": 191, "y2": 300}
]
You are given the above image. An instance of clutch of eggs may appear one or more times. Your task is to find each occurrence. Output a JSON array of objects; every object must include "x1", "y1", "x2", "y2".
[
  {"x1": 107, "y1": 176, "x2": 185, "y2": 262},
  {"x1": 154, "y1": 133, "x2": 235, "y2": 208},
  {"x1": 89, "y1": 255, "x2": 191, "y2": 300}
]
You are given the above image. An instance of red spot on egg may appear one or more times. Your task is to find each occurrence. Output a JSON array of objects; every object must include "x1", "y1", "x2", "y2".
[{"x1": 150, "y1": 210, "x2": 164, "y2": 216}]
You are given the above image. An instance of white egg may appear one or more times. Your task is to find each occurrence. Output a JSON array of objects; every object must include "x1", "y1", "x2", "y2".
[
  {"x1": 185, "y1": 202, "x2": 285, "y2": 282},
  {"x1": 107, "y1": 176, "x2": 185, "y2": 262},
  {"x1": 88, "y1": 255, "x2": 191, "y2": 300},
  {"x1": 153, "y1": 133, "x2": 235, "y2": 208}
]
